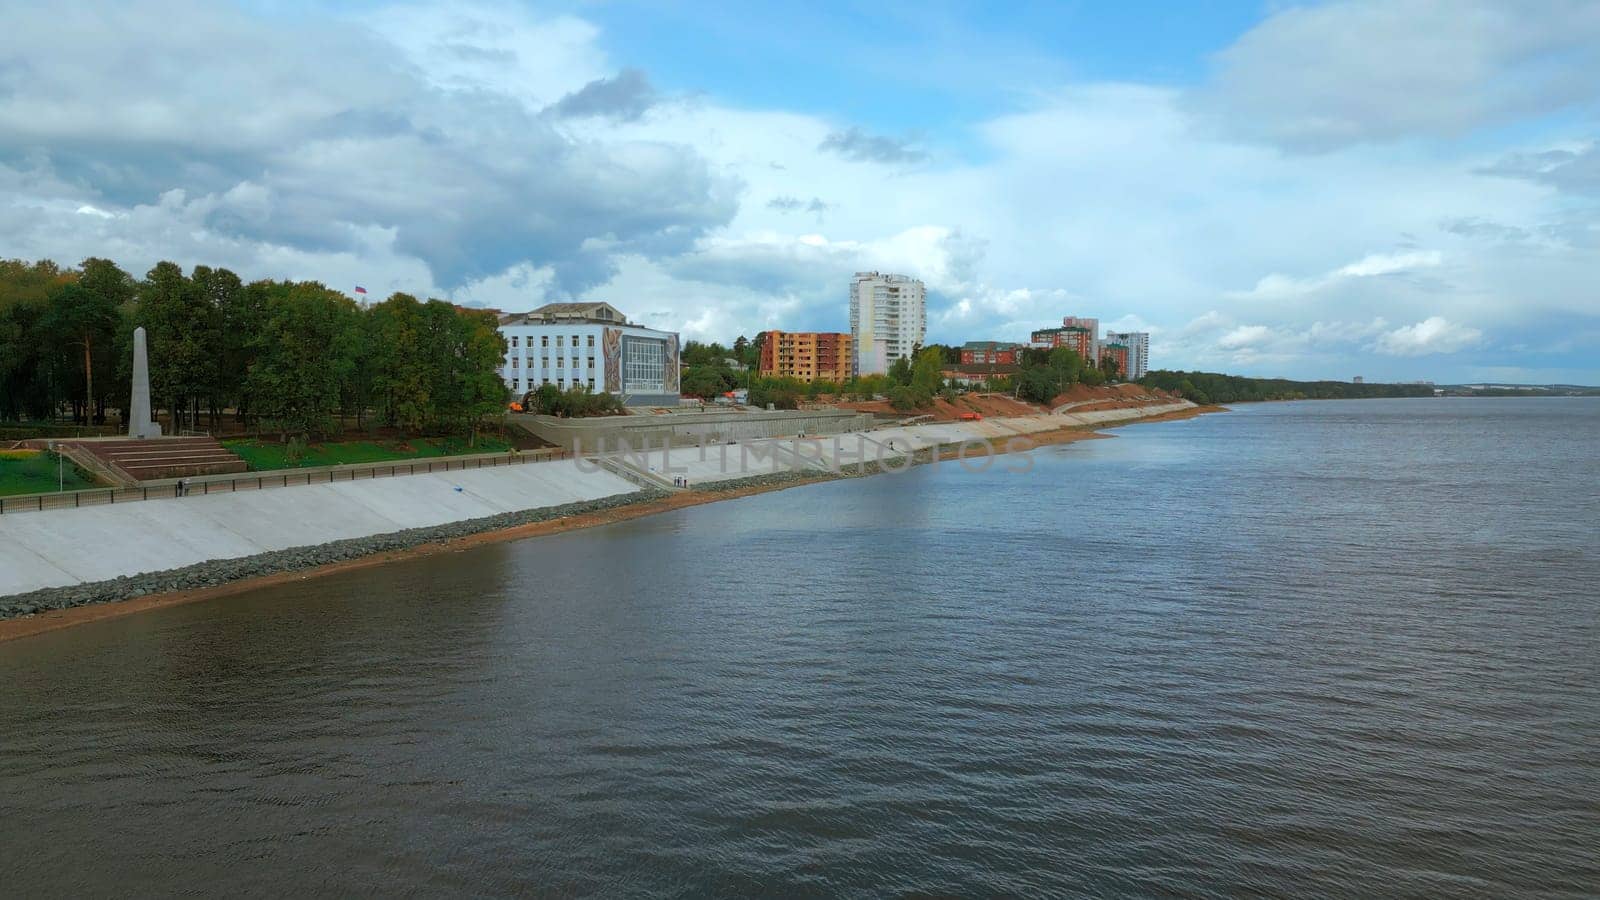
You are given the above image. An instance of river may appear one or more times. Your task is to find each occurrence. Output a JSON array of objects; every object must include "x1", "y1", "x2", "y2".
[{"x1": 2, "y1": 398, "x2": 1596, "y2": 897}]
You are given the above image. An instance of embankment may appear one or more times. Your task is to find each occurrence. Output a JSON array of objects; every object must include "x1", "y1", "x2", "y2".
[{"x1": 0, "y1": 400, "x2": 1220, "y2": 641}]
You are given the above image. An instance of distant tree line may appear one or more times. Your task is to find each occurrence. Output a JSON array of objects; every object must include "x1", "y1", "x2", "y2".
[
  {"x1": 1140, "y1": 370, "x2": 1436, "y2": 404},
  {"x1": 0, "y1": 258, "x2": 507, "y2": 442}
]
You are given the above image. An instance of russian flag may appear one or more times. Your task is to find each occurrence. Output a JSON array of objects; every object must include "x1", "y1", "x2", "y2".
[{"x1": 354, "y1": 285, "x2": 368, "y2": 295}]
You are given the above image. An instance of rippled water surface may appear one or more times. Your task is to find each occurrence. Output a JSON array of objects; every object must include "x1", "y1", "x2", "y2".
[{"x1": 3, "y1": 399, "x2": 1597, "y2": 897}]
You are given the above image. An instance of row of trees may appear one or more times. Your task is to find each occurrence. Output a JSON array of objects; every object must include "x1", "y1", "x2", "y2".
[
  {"x1": 1, "y1": 258, "x2": 508, "y2": 441},
  {"x1": 1138, "y1": 370, "x2": 1436, "y2": 404},
  {"x1": 520, "y1": 383, "x2": 625, "y2": 417},
  {"x1": 1011, "y1": 347, "x2": 1119, "y2": 404}
]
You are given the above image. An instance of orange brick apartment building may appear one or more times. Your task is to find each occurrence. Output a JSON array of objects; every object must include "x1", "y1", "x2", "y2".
[{"x1": 758, "y1": 331, "x2": 854, "y2": 382}]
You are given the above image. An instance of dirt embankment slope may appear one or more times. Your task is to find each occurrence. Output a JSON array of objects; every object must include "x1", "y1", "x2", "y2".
[{"x1": 834, "y1": 385, "x2": 1180, "y2": 421}]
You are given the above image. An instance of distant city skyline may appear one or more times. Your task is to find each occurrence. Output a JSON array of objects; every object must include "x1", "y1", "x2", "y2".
[{"x1": 0, "y1": 1, "x2": 1595, "y2": 385}]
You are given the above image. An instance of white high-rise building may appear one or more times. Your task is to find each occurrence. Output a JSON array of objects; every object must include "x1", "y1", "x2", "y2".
[
  {"x1": 1103, "y1": 330, "x2": 1150, "y2": 380},
  {"x1": 849, "y1": 272, "x2": 926, "y2": 376}
]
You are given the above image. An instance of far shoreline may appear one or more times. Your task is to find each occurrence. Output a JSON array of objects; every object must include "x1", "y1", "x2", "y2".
[{"x1": 0, "y1": 404, "x2": 1224, "y2": 645}]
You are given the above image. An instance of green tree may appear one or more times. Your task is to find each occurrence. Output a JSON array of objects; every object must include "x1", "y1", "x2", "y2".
[
  {"x1": 41, "y1": 282, "x2": 121, "y2": 424},
  {"x1": 912, "y1": 346, "x2": 944, "y2": 395},
  {"x1": 137, "y1": 262, "x2": 219, "y2": 432},
  {"x1": 888, "y1": 355, "x2": 913, "y2": 386},
  {"x1": 1015, "y1": 367, "x2": 1059, "y2": 404},
  {"x1": 247, "y1": 282, "x2": 351, "y2": 440},
  {"x1": 681, "y1": 365, "x2": 731, "y2": 399},
  {"x1": 367, "y1": 293, "x2": 429, "y2": 431}
]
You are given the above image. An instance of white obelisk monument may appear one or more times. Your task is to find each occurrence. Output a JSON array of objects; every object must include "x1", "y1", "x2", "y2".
[{"x1": 129, "y1": 326, "x2": 162, "y2": 439}]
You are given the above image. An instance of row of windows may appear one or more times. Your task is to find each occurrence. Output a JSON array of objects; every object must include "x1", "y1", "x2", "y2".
[
  {"x1": 509, "y1": 334, "x2": 597, "y2": 349},
  {"x1": 511, "y1": 377, "x2": 597, "y2": 391},
  {"x1": 508, "y1": 356, "x2": 596, "y2": 370}
]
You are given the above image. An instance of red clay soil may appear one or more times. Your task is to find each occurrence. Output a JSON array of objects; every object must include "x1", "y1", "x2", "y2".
[
  {"x1": 835, "y1": 385, "x2": 1178, "y2": 421},
  {"x1": 834, "y1": 393, "x2": 1045, "y2": 420},
  {"x1": 1047, "y1": 383, "x2": 1177, "y2": 412}
]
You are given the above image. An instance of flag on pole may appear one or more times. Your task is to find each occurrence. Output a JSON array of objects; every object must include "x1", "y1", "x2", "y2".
[{"x1": 354, "y1": 285, "x2": 368, "y2": 295}]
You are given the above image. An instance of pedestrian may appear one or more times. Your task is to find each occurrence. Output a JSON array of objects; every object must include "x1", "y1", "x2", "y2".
[{"x1": 177, "y1": 478, "x2": 187, "y2": 497}]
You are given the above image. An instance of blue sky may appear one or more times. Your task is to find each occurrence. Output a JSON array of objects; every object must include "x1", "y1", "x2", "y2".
[{"x1": 2, "y1": 0, "x2": 1597, "y2": 383}]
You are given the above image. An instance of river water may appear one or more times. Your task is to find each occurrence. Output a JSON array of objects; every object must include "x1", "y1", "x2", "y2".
[{"x1": 2, "y1": 399, "x2": 1596, "y2": 897}]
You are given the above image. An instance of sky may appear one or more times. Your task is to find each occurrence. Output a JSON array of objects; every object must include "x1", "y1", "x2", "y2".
[{"x1": 1, "y1": 0, "x2": 1597, "y2": 383}]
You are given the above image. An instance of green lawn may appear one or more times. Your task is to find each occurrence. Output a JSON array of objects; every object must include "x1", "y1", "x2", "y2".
[
  {"x1": 221, "y1": 436, "x2": 514, "y2": 471},
  {"x1": 0, "y1": 450, "x2": 101, "y2": 497}
]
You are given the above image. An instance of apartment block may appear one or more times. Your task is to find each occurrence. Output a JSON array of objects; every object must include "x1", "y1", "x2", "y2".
[
  {"x1": 959, "y1": 341, "x2": 1025, "y2": 365},
  {"x1": 1102, "y1": 330, "x2": 1149, "y2": 380},
  {"x1": 850, "y1": 272, "x2": 926, "y2": 376},
  {"x1": 758, "y1": 331, "x2": 854, "y2": 382}
]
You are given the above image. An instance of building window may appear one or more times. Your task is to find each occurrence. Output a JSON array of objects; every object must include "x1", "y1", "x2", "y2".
[
  {"x1": 556, "y1": 335, "x2": 564, "y2": 348},
  {"x1": 557, "y1": 356, "x2": 565, "y2": 368},
  {"x1": 587, "y1": 377, "x2": 595, "y2": 389},
  {"x1": 541, "y1": 356, "x2": 549, "y2": 368},
  {"x1": 511, "y1": 336, "x2": 519, "y2": 348},
  {"x1": 623, "y1": 337, "x2": 666, "y2": 393},
  {"x1": 541, "y1": 335, "x2": 548, "y2": 347},
  {"x1": 512, "y1": 378, "x2": 520, "y2": 390},
  {"x1": 587, "y1": 356, "x2": 595, "y2": 369},
  {"x1": 587, "y1": 335, "x2": 595, "y2": 347}
]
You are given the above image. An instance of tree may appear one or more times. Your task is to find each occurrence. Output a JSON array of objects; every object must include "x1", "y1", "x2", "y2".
[
  {"x1": 41, "y1": 282, "x2": 121, "y2": 424},
  {"x1": 1099, "y1": 353, "x2": 1121, "y2": 381},
  {"x1": 1016, "y1": 367, "x2": 1059, "y2": 404},
  {"x1": 681, "y1": 366, "x2": 731, "y2": 400},
  {"x1": 137, "y1": 262, "x2": 218, "y2": 432},
  {"x1": 189, "y1": 265, "x2": 244, "y2": 426},
  {"x1": 912, "y1": 347, "x2": 944, "y2": 395},
  {"x1": 888, "y1": 356, "x2": 913, "y2": 386},
  {"x1": 1047, "y1": 347, "x2": 1085, "y2": 387},
  {"x1": 246, "y1": 282, "x2": 351, "y2": 441},
  {"x1": 367, "y1": 293, "x2": 429, "y2": 431}
]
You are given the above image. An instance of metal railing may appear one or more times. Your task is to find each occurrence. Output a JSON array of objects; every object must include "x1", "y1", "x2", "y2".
[{"x1": 0, "y1": 447, "x2": 571, "y2": 515}]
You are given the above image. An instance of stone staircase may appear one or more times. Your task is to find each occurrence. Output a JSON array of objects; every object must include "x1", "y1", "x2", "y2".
[{"x1": 69, "y1": 437, "x2": 248, "y2": 483}]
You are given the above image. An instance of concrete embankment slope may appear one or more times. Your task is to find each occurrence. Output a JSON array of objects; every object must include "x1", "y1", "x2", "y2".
[
  {"x1": 620, "y1": 400, "x2": 1198, "y2": 485},
  {"x1": 0, "y1": 400, "x2": 1198, "y2": 606},
  {"x1": 0, "y1": 459, "x2": 640, "y2": 597}
]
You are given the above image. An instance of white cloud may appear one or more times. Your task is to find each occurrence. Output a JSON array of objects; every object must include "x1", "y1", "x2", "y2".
[
  {"x1": 0, "y1": 0, "x2": 1594, "y2": 383},
  {"x1": 1375, "y1": 317, "x2": 1484, "y2": 356},
  {"x1": 1217, "y1": 325, "x2": 1273, "y2": 350},
  {"x1": 1235, "y1": 251, "x2": 1444, "y2": 300},
  {"x1": 1192, "y1": 0, "x2": 1600, "y2": 150}
]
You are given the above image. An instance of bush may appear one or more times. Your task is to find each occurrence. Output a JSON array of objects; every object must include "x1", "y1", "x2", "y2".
[
  {"x1": 523, "y1": 384, "x2": 625, "y2": 417},
  {"x1": 888, "y1": 385, "x2": 932, "y2": 411}
]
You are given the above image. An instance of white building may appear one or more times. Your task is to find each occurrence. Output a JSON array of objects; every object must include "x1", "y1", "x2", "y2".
[
  {"x1": 849, "y1": 272, "x2": 926, "y2": 376},
  {"x1": 1103, "y1": 330, "x2": 1150, "y2": 380},
  {"x1": 498, "y1": 302, "x2": 680, "y2": 406}
]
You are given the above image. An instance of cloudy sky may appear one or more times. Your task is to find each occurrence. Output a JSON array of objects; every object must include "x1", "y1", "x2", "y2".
[{"x1": 2, "y1": 0, "x2": 1597, "y2": 383}]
